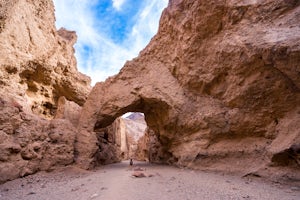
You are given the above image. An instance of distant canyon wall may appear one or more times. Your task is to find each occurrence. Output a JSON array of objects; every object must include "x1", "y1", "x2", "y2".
[{"x1": 91, "y1": 113, "x2": 149, "y2": 165}]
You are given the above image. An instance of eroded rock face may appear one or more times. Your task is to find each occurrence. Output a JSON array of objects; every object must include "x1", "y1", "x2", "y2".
[
  {"x1": 77, "y1": 0, "x2": 300, "y2": 177},
  {"x1": 0, "y1": 0, "x2": 91, "y2": 183},
  {"x1": 123, "y1": 113, "x2": 147, "y2": 159},
  {"x1": 92, "y1": 118, "x2": 122, "y2": 165},
  {"x1": 0, "y1": 98, "x2": 76, "y2": 183},
  {"x1": 135, "y1": 128, "x2": 166, "y2": 163},
  {"x1": 0, "y1": 0, "x2": 91, "y2": 119},
  {"x1": 54, "y1": 96, "x2": 82, "y2": 126},
  {"x1": 88, "y1": 113, "x2": 148, "y2": 165}
]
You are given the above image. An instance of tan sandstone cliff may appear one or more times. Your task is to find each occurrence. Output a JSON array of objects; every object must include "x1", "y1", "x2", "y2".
[
  {"x1": 1, "y1": 0, "x2": 300, "y2": 184},
  {"x1": 0, "y1": 0, "x2": 91, "y2": 118},
  {"x1": 0, "y1": 0, "x2": 91, "y2": 183},
  {"x1": 76, "y1": 0, "x2": 300, "y2": 180},
  {"x1": 92, "y1": 113, "x2": 148, "y2": 164},
  {"x1": 123, "y1": 113, "x2": 147, "y2": 160}
]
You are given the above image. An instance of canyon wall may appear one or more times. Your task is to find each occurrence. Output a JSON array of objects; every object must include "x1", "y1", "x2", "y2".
[
  {"x1": 0, "y1": 0, "x2": 91, "y2": 183},
  {"x1": 0, "y1": 0, "x2": 91, "y2": 118},
  {"x1": 89, "y1": 113, "x2": 149, "y2": 165},
  {"x1": 122, "y1": 113, "x2": 147, "y2": 160},
  {"x1": 77, "y1": 0, "x2": 300, "y2": 179},
  {"x1": 1, "y1": 0, "x2": 300, "y2": 183}
]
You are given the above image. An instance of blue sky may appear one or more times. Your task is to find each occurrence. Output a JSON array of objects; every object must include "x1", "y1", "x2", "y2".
[{"x1": 53, "y1": 0, "x2": 168, "y2": 85}]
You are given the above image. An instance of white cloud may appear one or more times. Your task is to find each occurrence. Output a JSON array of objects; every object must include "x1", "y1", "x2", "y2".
[
  {"x1": 112, "y1": 0, "x2": 126, "y2": 11},
  {"x1": 125, "y1": 0, "x2": 168, "y2": 54},
  {"x1": 53, "y1": 0, "x2": 168, "y2": 85}
]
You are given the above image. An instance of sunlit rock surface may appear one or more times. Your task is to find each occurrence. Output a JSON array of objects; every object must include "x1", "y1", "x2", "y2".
[
  {"x1": 1, "y1": 0, "x2": 299, "y2": 184},
  {"x1": 0, "y1": 0, "x2": 91, "y2": 118},
  {"x1": 77, "y1": 0, "x2": 300, "y2": 179},
  {"x1": 0, "y1": 0, "x2": 91, "y2": 183}
]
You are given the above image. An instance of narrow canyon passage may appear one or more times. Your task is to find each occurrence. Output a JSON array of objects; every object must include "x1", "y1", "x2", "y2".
[
  {"x1": 0, "y1": 161, "x2": 299, "y2": 200},
  {"x1": 1, "y1": 0, "x2": 299, "y2": 194}
]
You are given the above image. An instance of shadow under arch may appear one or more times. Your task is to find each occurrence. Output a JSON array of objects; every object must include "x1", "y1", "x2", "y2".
[
  {"x1": 76, "y1": 94, "x2": 174, "y2": 169},
  {"x1": 93, "y1": 96, "x2": 171, "y2": 132}
]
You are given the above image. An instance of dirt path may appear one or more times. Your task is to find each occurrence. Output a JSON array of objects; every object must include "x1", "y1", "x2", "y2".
[{"x1": 0, "y1": 161, "x2": 299, "y2": 200}]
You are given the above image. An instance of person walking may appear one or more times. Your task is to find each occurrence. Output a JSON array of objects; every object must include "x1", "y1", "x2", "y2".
[{"x1": 130, "y1": 159, "x2": 133, "y2": 166}]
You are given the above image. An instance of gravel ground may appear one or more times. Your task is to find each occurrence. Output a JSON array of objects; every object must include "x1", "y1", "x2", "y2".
[{"x1": 0, "y1": 161, "x2": 299, "y2": 200}]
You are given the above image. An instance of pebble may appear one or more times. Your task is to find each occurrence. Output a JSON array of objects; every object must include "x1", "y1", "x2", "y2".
[
  {"x1": 71, "y1": 187, "x2": 79, "y2": 192},
  {"x1": 90, "y1": 193, "x2": 99, "y2": 199},
  {"x1": 132, "y1": 171, "x2": 147, "y2": 178},
  {"x1": 133, "y1": 167, "x2": 145, "y2": 171},
  {"x1": 27, "y1": 192, "x2": 36, "y2": 195},
  {"x1": 291, "y1": 187, "x2": 299, "y2": 191},
  {"x1": 242, "y1": 195, "x2": 250, "y2": 199}
]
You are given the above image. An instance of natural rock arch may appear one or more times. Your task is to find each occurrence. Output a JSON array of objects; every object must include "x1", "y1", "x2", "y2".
[
  {"x1": 76, "y1": 0, "x2": 300, "y2": 173},
  {"x1": 75, "y1": 59, "x2": 186, "y2": 169},
  {"x1": 2, "y1": 0, "x2": 299, "y2": 184}
]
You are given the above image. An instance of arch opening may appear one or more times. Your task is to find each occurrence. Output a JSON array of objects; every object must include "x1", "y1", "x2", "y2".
[
  {"x1": 92, "y1": 112, "x2": 158, "y2": 165},
  {"x1": 76, "y1": 94, "x2": 177, "y2": 169},
  {"x1": 91, "y1": 107, "x2": 176, "y2": 166}
]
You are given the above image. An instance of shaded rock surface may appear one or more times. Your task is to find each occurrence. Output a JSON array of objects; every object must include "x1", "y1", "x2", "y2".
[
  {"x1": 77, "y1": 0, "x2": 300, "y2": 179},
  {"x1": 92, "y1": 118, "x2": 122, "y2": 165},
  {"x1": 135, "y1": 128, "x2": 165, "y2": 163},
  {"x1": 90, "y1": 112, "x2": 148, "y2": 165},
  {"x1": 0, "y1": 98, "x2": 76, "y2": 183},
  {"x1": 54, "y1": 96, "x2": 81, "y2": 126}
]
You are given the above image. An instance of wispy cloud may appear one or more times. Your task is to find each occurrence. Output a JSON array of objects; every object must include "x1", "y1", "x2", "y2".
[
  {"x1": 53, "y1": 0, "x2": 168, "y2": 85},
  {"x1": 112, "y1": 0, "x2": 126, "y2": 10}
]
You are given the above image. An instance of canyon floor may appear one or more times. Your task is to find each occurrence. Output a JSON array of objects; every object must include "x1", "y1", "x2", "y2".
[{"x1": 0, "y1": 161, "x2": 299, "y2": 200}]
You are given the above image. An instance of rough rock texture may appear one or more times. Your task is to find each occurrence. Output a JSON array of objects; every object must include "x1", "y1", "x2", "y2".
[
  {"x1": 0, "y1": 0, "x2": 91, "y2": 119},
  {"x1": 92, "y1": 118, "x2": 122, "y2": 165},
  {"x1": 54, "y1": 96, "x2": 81, "y2": 126},
  {"x1": 122, "y1": 112, "x2": 170, "y2": 162},
  {"x1": 89, "y1": 113, "x2": 148, "y2": 165},
  {"x1": 0, "y1": 0, "x2": 91, "y2": 183},
  {"x1": 135, "y1": 128, "x2": 164, "y2": 163},
  {"x1": 0, "y1": 98, "x2": 76, "y2": 183},
  {"x1": 123, "y1": 113, "x2": 147, "y2": 159},
  {"x1": 77, "y1": 0, "x2": 300, "y2": 179}
]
